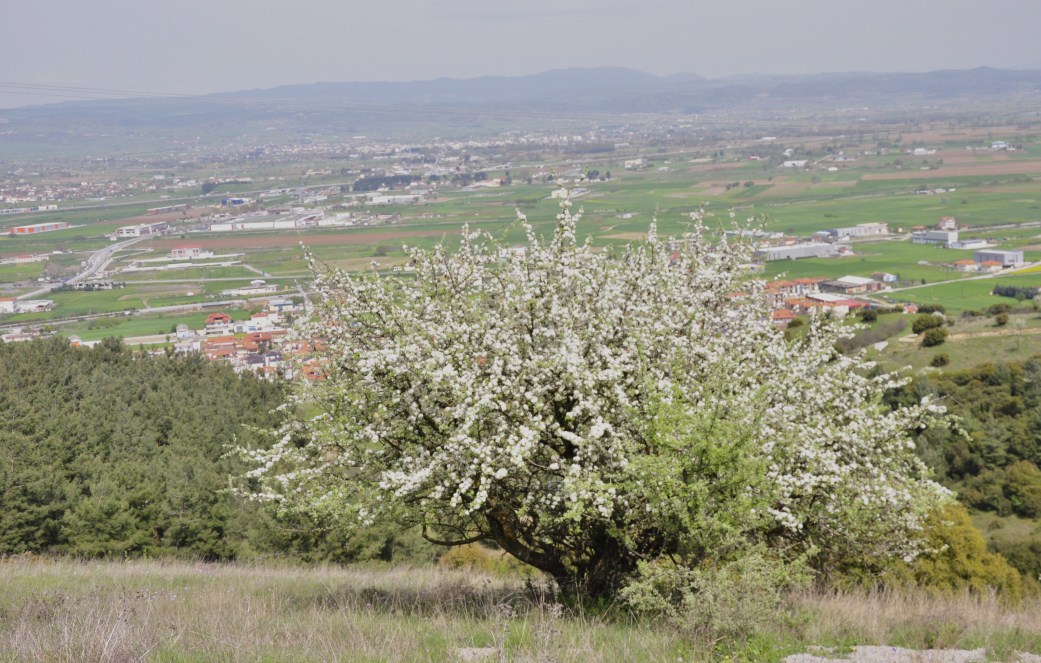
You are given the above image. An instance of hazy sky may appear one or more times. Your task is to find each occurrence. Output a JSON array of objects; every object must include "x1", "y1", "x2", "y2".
[{"x1": 3, "y1": 0, "x2": 1040, "y2": 108}]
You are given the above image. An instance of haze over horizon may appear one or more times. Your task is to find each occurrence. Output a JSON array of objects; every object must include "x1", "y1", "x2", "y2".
[{"x1": 3, "y1": 0, "x2": 1040, "y2": 109}]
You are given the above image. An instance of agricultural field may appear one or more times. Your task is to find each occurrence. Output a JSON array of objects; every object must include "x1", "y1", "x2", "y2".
[
  {"x1": 56, "y1": 311, "x2": 217, "y2": 342},
  {"x1": 6, "y1": 116, "x2": 1041, "y2": 352}
]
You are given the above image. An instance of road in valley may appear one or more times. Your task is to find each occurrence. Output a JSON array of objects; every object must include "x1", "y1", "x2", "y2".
[{"x1": 16, "y1": 236, "x2": 147, "y2": 300}]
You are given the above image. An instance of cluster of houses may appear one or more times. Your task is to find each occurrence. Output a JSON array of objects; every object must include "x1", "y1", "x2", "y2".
[
  {"x1": 168, "y1": 300, "x2": 323, "y2": 379},
  {"x1": 764, "y1": 272, "x2": 898, "y2": 326}
]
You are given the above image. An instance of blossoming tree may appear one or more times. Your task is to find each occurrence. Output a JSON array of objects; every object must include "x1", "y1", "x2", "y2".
[{"x1": 241, "y1": 200, "x2": 949, "y2": 598}]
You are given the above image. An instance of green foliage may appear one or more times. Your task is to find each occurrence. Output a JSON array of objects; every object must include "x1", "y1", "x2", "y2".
[
  {"x1": 918, "y1": 305, "x2": 947, "y2": 315},
  {"x1": 1005, "y1": 460, "x2": 1041, "y2": 518},
  {"x1": 438, "y1": 543, "x2": 538, "y2": 578},
  {"x1": 989, "y1": 533, "x2": 1041, "y2": 594},
  {"x1": 895, "y1": 359, "x2": 1041, "y2": 584},
  {"x1": 0, "y1": 338, "x2": 277, "y2": 558},
  {"x1": 992, "y1": 284, "x2": 1038, "y2": 301},
  {"x1": 621, "y1": 546, "x2": 812, "y2": 645},
  {"x1": 996, "y1": 312, "x2": 1010, "y2": 327},
  {"x1": 889, "y1": 503, "x2": 1022, "y2": 601},
  {"x1": 858, "y1": 309, "x2": 878, "y2": 323},
  {"x1": 912, "y1": 314, "x2": 945, "y2": 335},
  {"x1": 931, "y1": 353, "x2": 950, "y2": 368},
  {"x1": 922, "y1": 327, "x2": 948, "y2": 347},
  {"x1": 0, "y1": 338, "x2": 347, "y2": 561}
]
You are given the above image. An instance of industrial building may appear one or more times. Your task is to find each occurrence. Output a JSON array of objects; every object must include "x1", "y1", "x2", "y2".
[
  {"x1": 7, "y1": 221, "x2": 69, "y2": 236},
  {"x1": 974, "y1": 249, "x2": 1024, "y2": 267},
  {"x1": 820, "y1": 275, "x2": 886, "y2": 295},
  {"x1": 115, "y1": 222, "x2": 168, "y2": 238},
  {"x1": 911, "y1": 229, "x2": 958, "y2": 246},
  {"x1": 815, "y1": 222, "x2": 889, "y2": 241},
  {"x1": 169, "y1": 246, "x2": 208, "y2": 260},
  {"x1": 754, "y1": 243, "x2": 847, "y2": 261}
]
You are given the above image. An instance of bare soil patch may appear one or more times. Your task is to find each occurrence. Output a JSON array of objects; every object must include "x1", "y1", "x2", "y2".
[
  {"x1": 862, "y1": 161, "x2": 1041, "y2": 180},
  {"x1": 898, "y1": 125, "x2": 1024, "y2": 144}
]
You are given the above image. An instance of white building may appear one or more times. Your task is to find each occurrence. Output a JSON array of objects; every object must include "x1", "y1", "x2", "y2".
[
  {"x1": 169, "y1": 246, "x2": 210, "y2": 260},
  {"x1": 912, "y1": 229, "x2": 958, "y2": 246},
  {"x1": 817, "y1": 222, "x2": 888, "y2": 241},
  {"x1": 115, "y1": 222, "x2": 167, "y2": 238},
  {"x1": 974, "y1": 249, "x2": 1024, "y2": 267},
  {"x1": 368, "y1": 194, "x2": 421, "y2": 205},
  {"x1": 15, "y1": 299, "x2": 53, "y2": 312},
  {"x1": 754, "y1": 243, "x2": 848, "y2": 261}
]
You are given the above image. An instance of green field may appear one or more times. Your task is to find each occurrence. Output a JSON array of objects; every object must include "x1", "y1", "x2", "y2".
[
  {"x1": 57, "y1": 311, "x2": 216, "y2": 341},
  {"x1": 886, "y1": 274, "x2": 1041, "y2": 313},
  {"x1": 0, "y1": 261, "x2": 44, "y2": 282},
  {"x1": 4, "y1": 119, "x2": 1041, "y2": 348}
]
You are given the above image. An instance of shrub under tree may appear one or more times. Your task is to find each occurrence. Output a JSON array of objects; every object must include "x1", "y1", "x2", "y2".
[{"x1": 241, "y1": 200, "x2": 952, "y2": 600}]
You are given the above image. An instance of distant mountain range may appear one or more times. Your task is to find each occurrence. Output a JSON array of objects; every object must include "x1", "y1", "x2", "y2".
[
  {"x1": 2, "y1": 66, "x2": 1040, "y2": 156},
  {"x1": 242, "y1": 66, "x2": 1041, "y2": 105}
]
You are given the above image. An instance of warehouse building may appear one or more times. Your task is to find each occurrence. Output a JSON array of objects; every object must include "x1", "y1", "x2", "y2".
[
  {"x1": 754, "y1": 243, "x2": 848, "y2": 261},
  {"x1": 974, "y1": 249, "x2": 1024, "y2": 267},
  {"x1": 7, "y1": 221, "x2": 69, "y2": 236}
]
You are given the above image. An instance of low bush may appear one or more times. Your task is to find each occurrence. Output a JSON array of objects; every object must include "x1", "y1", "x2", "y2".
[
  {"x1": 621, "y1": 546, "x2": 812, "y2": 645},
  {"x1": 913, "y1": 314, "x2": 945, "y2": 335},
  {"x1": 439, "y1": 543, "x2": 539, "y2": 578},
  {"x1": 922, "y1": 327, "x2": 948, "y2": 347},
  {"x1": 858, "y1": 309, "x2": 878, "y2": 323}
]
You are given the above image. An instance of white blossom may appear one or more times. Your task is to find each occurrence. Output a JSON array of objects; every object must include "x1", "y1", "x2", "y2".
[{"x1": 239, "y1": 196, "x2": 950, "y2": 571}]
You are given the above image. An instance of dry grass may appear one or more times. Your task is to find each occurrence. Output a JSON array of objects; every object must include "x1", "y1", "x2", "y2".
[
  {"x1": 2, "y1": 558, "x2": 1041, "y2": 662},
  {"x1": 0, "y1": 557, "x2": 686, "y2": 663},
  {"x1": 790, "y1": 588, "x2": 1041, "y2": 659}
]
